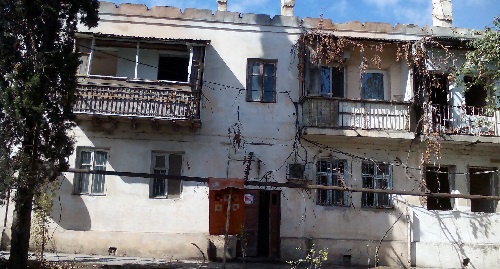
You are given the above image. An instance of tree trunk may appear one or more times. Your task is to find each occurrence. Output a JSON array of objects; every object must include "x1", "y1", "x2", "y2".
[{"x1": 9, "y1": 186, "x2": 35, "y2": 269}]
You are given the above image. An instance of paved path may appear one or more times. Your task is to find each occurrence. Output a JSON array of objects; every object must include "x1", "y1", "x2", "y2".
[{"x1": 0, "y1": 251, "x2": 371, "y2": 268}]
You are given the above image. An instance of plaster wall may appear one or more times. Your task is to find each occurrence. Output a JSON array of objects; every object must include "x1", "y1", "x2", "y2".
[
  {"x1": 345, "y1": 45, "x2": 407, "y2": 101},
  {"x1": 46, "y1": 5, "x2": 302, "y2": 257},
  {"x1": 2, "y1": 2, "x2": 494, "y2": 267},
  {"x1": 289, "y1": 137, "x2": 500, "y2": 267}
]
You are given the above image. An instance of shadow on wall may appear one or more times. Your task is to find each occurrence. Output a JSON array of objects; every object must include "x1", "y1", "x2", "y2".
[
  {"x1": 411, "y1": 207, "x2": 496, "y2": 269},
  {"x1": 50, "y1": 175, "x2": 91, "y2": 231}
]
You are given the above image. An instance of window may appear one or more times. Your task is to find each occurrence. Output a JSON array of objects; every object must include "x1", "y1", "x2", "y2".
[
  {"x1": 151, "y1": 153, "x2": 183, "y2": 198},
  {"x1": 464, "y1": 76, "x2": 487, "y2": 110},
  {"x1": 317, "y1": 159, "x2": 348, "y2": 206},
  {"x1": 78, "y1": 37, "x2": 196, "y2": 82},
  {"x1": 362, "y1": 162, "x2": 392, "y2": 208},
  {"x1": 425, "y1": 166, "x2": 452, "y2": 210},
  {"x1": 246, "y1": 59, "x2": 277, "y2": 103},
  {"x1": 320, "y1": 66, "x2": 345, "y2": 98},
  {"x1": 157, "y1": 55, "x2": 190, "y2": 82},
  {"x1": 361, "y1": 71, "x2": 386, "y2": 100},
  {"x1": 470, "y1": 167, "x2": 497, "y2": 213},
  {"x1": 75, "y1": 148, "x2": 108, "y2": 195}
]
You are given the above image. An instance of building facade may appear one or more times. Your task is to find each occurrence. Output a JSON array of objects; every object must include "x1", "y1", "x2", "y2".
[{"x1": 1, "y1": 1, "x2": 499, "y2": 268}]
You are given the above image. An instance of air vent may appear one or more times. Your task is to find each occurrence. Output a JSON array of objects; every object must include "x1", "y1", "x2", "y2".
[{"x1": 288, "y1": 163, "x2": 305, "y2": 180}]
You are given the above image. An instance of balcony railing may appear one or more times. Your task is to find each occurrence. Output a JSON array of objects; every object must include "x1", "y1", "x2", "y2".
[
  {"x1": 425, "y1": 104, "x2": 498, "y2": 136},
  {"x1": 302, "y1": 97, "x2": 411, "y2": 131},
  {"x1": 74, "y1": 82, "x2": 199, "y2": 120}
]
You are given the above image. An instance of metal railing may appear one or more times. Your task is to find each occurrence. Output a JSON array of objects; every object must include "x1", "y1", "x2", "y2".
[
  {"x1": 302, "y1": 97, "x2": 411, "y2": 131},
  {"x1": 426, "y1": 104, "x2": 498, "y2": 136},
  {"x1": 74, "y1": 82, "x2": 199, "y2": 120}
]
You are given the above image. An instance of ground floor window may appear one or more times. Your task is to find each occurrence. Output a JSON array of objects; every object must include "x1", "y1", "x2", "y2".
[
  {"x1": 361, "y1": 162, "x2": 392, "y2": 208},
  {"x1": 316, "y1": 159, "x2": 348, "y2": 206},
  {"x1": 75, "y1": 148, "x2": 108, "y2": 195},
  {"x1": 425, "y1": 166, "x2": 452, "y2": 210},
  {"x1": 151, "y1": 152, "x2": 183, "y2": 198},
  {"x1": 470, "y1": 167, "x2": 497, "y2": 213}
]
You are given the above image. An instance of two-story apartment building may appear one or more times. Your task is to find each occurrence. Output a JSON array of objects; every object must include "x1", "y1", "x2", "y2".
[{"x1": 1, "y1": 0, "x2": 498, "y2": 268}]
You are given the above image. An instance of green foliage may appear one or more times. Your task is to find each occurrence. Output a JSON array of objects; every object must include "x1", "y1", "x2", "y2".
[
  {"x1": 32, "y1": 180, "x2": 59, "y2": 258},
  {"x1": 457, "y1": 16, "x2": 500, "y2": 103},
  {"x1": 287, "y1": 244, "x2": 328, "y2": 269},
  {"x1": 0, "y1": 0, "x2": 99, "y2": 267}
]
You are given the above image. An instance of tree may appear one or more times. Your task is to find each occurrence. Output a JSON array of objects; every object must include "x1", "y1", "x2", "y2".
[
  {"x1": 458, "y1": 16, "x2": 500, "y2": 105},
  {"x1": 0, "y1": 1, "x2": 98, "y2": 268}
]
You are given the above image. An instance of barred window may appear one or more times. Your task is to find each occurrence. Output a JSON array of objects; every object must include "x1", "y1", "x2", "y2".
[
  {"x1": 361, "y1": 162, "x2": 392, "y2": 208},
  {"x1": 316, "y1": 159, "x2": 348, "y2": 206}
]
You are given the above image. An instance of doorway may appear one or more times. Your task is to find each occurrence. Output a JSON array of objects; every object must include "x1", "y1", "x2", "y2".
[
  {"x1": 242, "y1": 189, "x2": 280, "y2": 258},
  {"x1": 427, "y1": 73, "x2": 450, "y2": 131}
]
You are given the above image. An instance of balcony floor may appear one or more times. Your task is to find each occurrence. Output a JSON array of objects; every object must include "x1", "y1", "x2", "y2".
[{"x1": 302, "y1": 127, "x2": 415, "y2": 140}]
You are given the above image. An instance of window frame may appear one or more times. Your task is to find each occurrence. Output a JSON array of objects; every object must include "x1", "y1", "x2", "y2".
[
  {"x1": 316, "y1": 159, "x2": 349, "y2": 206},
  {"x1": 150, "y1": 152, "x2": 183, "y2": 199},
  {"x1": 246, "y1": 58, "x2": 277, "y2": 103},
  {"x1": 360, "y1": 70, "x2": 389, "y2": 101},
  {"x1": 80, "y1": 37, "x2": 194, "y2": 83},
  {"x1": 424, "y1": 165, "x2": 454, "y2": 211},
  {"x1": 320, "y1": 65, "x2": 346, "y2": 98},
  {"x1": 469, "y1": 166, "x2": 498, "y2": 213},
  {"x1": 361, "y1": 161, "x2": 393, "y2": 209},
  {"x1": 74, "y1": 147, "x2": 109, "y2": 196}
]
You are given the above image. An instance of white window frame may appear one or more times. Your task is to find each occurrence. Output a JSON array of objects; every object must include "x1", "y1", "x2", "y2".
[
  {"x1": 74, "y1": 148, "x2": 109, "y2": 195},
  {"x1": 361, "y1": 161, "x2": 393, "y2": 208},
  {"x1": 361, "y1": 70, "x2": 389, "y2": 101},
  {"x1": 316, "y1": 159, "x2": 349, "y2": 206},
  {"x1": 150, "y1": 152, "x2": 183, "y2": 199}
]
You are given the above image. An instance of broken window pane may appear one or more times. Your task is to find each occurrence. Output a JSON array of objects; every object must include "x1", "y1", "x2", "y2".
[
  {"x1": 157, "y1": 56, "x2": 189, "y2": 82},
  {"x1": 361, "y1": 72, "x2": 384, "y2": 100},
  {"x1": 470, "y1": 168, "x2": 497, "y2": 213},
  {"x1": 425, "y1": 166, "x2": 452, "y2": 210},
  {"x1": 90, "y1": 49, "x2": 119, "y2": 77},
  {"x1": 464, "y1": 76, "x2": 487, "y2": 110}
]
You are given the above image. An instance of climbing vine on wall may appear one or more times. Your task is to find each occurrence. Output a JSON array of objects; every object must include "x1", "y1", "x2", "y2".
[{"x1": 291, "y1": 29, "x2": 477, "y2": 196}]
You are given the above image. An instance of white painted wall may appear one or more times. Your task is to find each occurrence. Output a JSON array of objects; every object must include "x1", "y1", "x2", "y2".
[{"x1": 3, "y1": 3, "x2": 494, "y2": 268}]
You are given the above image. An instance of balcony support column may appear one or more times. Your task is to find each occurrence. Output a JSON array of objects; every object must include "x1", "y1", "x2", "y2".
[
  {"x1": 134, "y1": 42, "x2": 140, "y2": 79},
  {"x1": 86, "y1": 38, "x2": 95, "y2": 76}
]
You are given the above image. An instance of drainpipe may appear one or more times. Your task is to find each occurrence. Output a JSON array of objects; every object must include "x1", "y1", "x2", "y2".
[
  {"x1": 217, "y1": 0, "x2": 227, "y2": 12},
  {"x1": 280, "y1": 0, "x2": 295, "y2": 16},
  {"x1": 432, "y1": 0, "x2": 452, "y2": 27}
]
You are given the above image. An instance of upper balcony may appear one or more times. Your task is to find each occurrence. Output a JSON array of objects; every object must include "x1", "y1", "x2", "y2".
[
  {"x1": 298, "y1": 38, "x2": 416, "y2": 141},
  {"x1": 422, "y1": 74, "x2": 500, "y2": 143},
  {"x1": 301, "y1": 96, "x2": 414, "y2": 140},
  {"x1": 75, "y1": 78, "x2": 199, "y2": 122},
  {"x1": 74, "y1": 33, "x2": 209, "y2": 127},
  {"x1": 424, "y1": 104, "x2": 500, "y2": 143}
]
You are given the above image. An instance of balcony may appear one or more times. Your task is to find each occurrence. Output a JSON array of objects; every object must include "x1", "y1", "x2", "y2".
[
  {"x1": 301, "y1": 97, "x2": 413, "y2": 140},
  {"x1": 74, "y1": 79, "x2": 200, "y2": 124},
  {"x1": 425, "y1": 104, "x2": 499, "y2": 137}
]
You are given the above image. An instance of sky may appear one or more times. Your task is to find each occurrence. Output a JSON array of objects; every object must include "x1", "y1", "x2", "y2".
[{"x1": 108, "y1": 0, "x2": 499, "y2": 30}]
